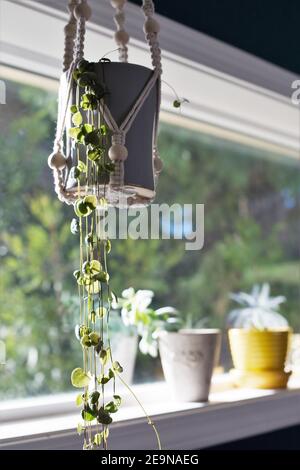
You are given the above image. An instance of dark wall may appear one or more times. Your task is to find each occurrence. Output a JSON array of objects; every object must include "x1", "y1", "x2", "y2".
[
  {"x1": 130, "y1": 0, "x2": 300, "y2": 74},
  {"x1": 207, "y1": 425, "x2": 300, "y2": 450}
]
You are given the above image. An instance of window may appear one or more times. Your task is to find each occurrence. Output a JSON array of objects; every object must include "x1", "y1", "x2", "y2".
[{"x1": 0, "y1": 74, "x2": 299, "y2": 400}]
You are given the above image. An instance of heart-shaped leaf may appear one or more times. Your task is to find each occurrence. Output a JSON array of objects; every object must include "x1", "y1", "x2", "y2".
[{"x1": 71, "y1": 368, "x2": 91, "y2": 388}]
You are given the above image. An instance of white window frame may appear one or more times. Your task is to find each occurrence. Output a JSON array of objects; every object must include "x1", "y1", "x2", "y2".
[
  {"x1": 1, "y1": 0, "x2": 300, "y2": 450},
  {"x1": 1, "y1": 0, "x2": 299, "y2": 157}
]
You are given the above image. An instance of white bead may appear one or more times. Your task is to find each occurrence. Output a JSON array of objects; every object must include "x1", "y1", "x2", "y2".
[
  {"x1": 114, "y1": 30, "x2": 129, "y2": 45},
  {"x1": 74, "y1": 3, "x2": 92, "y2": 21},
  {"x1": 108, "y1": 144, "x2": 128, "y2": 161},
  {"x1": 110, "y1": 0, "x2": 126, "y2": 8},
  {"x1": 48, "y1": 150, "x2": 67, "y2": 170},
  {"x1": 144, "y1": 18, "x2": 160, "y2": 34}
]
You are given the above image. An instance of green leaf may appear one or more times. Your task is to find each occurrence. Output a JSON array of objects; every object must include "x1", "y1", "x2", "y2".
[
  {"x1": 97, "y1": 368, "x2": 114, "y2": 385},
  {"x1": 76, "y1": 393, "x2": 83, "y2": 406},
  {"x1": 70, "y1": 104, "x2": 78, "y2": 113},
  {"x1": 78, "y1": 201, "x2": 90, "y2": 216},
  {"x1": 105, "y1": 239, "x2": 111, "y2": 254},
  {"x1": 99, "y1": 348, "x2": 110, "y2": 365},
  {"x1": 112, "y1": 361, "x2": 123, "y2": 373},
  {"x1": 93, "y1": 433, "x2": 102, "y2": 446},
  {"x1": 77, "y1": 131, "x2": 85, "y2": 144},
  {"x1": 90, "y1": 390, "x2": 100, "y2": 404},
  {"x1": 90, "y1": 259, "x2": 102, "y2": 274},
  {"x1": 87, "y1": 147, "x2": 104, "y2": 161},
  {"x1": 104, "y1": 395, "x2": 121, "y2": 414},
  {"x1": 104, "y1": 401, "x2": 118, "y2": 413},
  {"x1": 97, "y1": 407, "x2": 113, "y2": 425},
  {"x1": 71, "y1": 368, "x2": 91, "y2": 388},
  {"x1": 94, "y1": 83, "x2": 109, "y2": 100},
  {"x1": 97, "y1": 374, "x2": 109, "y2": 385},
  {"x1": 113, "y1": 395, "x2": 122, "y2": 407},
  {"x1": 100, "y1": 124, "x2": 107, "y2": 135},
  {"x1": 77, "y1": 59, "x2": 90, "y2": 73},
  {"x1": 79, "y1": 325, "x2": 91, "y2": 337},
  {"x1": 94, "y1": 271, "x2": 109, "y2": 283},
  {"x1": 74, "y1": 199, "x2": 91, "y2": 217},
  {"x1": 72, "y1": 111, "x2": 83, "y2": 126},
  {"x1": 82, "y1": 123, "x2": 93, "y2": 135},
  {"x1": 81, "y1": 334, "x2": 92, "y2": 347},
  {"x1": 96, "y1": 306, "x2": 107, "y2": 318},
  {"x1": 89, "y1": 332, "x2": 100, "y2": 346},
  {"x1": 84, "y1": 129, "x2": 100, "y2": 147},
  {"x1": 81, "y1": 93, "x2": 98, "y2": 111},
  {"x1": 84, "y1": 195, "x2": 97, "y2": 210},
  {"x1": 85, "y1": 280, "x2": 101, "y2": 294},
  {"x1": 78, "y1": 71, "x2": 98, "y2": 88},
  {"x1": 77, "y1": 160, "x2": 86, "y2": 173},
  {"x1": 73, "y1": 69, "x2": 81, "y2": 81},
  {"x1": 68, "y1": 127, "x2": 81, "y2": 140},
  {"x1": 82, "y1": 409, "x2": 96, "y2": 421}
]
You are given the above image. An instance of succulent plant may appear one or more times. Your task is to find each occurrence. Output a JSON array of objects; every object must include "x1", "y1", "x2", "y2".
[{"x1": 227, "y1": 283, "x2": 288, "y2": 330}]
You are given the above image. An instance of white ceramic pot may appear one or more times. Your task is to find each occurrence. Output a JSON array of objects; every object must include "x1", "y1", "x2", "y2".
[
  {"x1": 111, "y1": 334, "x2": 138, "y2": 384},
  {"x1": 159, "y1": 329, "x2": 221, "y2": 402}
]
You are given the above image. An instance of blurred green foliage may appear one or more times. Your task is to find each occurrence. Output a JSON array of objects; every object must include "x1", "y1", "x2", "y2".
[{"x1": 0, "y1": 79, "x2": 299, "y2": 398}]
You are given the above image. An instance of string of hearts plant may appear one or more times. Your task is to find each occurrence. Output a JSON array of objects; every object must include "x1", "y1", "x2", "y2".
[{"x1": 68, "y1": 59, "x2": 161, "y2": 450}]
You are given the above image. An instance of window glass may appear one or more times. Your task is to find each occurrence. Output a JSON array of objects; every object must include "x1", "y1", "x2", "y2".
[{"x1": 0, "y1": 77, "x2": 299, "y2": 398}]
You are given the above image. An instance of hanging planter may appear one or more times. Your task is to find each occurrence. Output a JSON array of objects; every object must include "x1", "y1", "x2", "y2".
[
  {"x1": 48, "y1": 0, "x2": 162, "y2": 450},
  {"x1": 49, "y1": 0, "x2": 163, "y2": 208}
]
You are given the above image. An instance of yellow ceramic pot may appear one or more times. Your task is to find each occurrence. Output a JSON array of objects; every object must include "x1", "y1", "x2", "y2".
[{"x1": 228, "y1": 328, "x2": 292, "y2": 389}]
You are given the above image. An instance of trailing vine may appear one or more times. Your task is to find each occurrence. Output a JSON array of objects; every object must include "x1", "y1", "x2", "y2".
[{"x1": 69, "y1": 59, "x2": 161, "y2": 450}]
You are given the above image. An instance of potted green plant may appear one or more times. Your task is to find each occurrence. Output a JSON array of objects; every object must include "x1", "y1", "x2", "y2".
[
  {"x1": 109, "y1": 310, "x2": 137, "y2": 385},
  {"x1": 116, "y1": 288, "x2": 221, "y2": 402},
  {"x1": 116, "y1": 287, "x2": 179, "y2": 357},
  {"x1": 227, "y1": 283, "x2": 292, "y2": 388}
]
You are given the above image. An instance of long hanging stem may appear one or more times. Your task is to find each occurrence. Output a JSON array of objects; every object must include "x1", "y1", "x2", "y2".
[
  {"x1": 70, "y1": 58, "x2": 162, "y2": 451},
  {"x1": 115, "y1": 371, "x2": 162, "y2": 450}
]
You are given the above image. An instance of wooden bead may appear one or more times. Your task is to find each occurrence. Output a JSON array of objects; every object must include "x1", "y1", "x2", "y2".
[
  {"x1": 144, "y1": 18, "x2": 160, "y2": 34},
  {"x1": 108, "y1": 144, "x2": 128, "y2": 161},
  {"x1": 114, "y1": 30, "x2": 129, "y2": 45},
  {"x1": 48, "y1": 150, "x2": 67, "y2": 170},
  {"x1": 110, "y1": 0, "x2": 126, "y2": 8},
  {"x1": 64, "y1": 22, "x2": 77, "y2": 35},
  {"x1": 154, "y1": 156, "x2": 163, "y2": 173},
  {"x1": 74, "y1": 2, "x2": 92, "y2": 21}
]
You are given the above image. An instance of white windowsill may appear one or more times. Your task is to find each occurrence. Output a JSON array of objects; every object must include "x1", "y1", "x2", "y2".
[{"x1": 1, "y1": 374, "x2": 300, "y2": 450}]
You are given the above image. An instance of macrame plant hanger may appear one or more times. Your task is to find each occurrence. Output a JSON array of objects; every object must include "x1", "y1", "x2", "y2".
[
  {"x1": 47, "y1": 1, "x2": 164, "y2": 451},
  {"x1": 48, "y1": 0, "x2": 163, "y2": 208}
]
